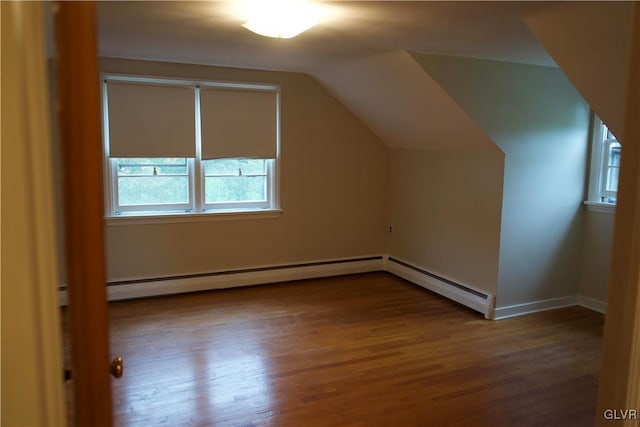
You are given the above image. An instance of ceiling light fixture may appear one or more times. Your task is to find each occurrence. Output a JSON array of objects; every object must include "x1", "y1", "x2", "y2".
[{"x1": 238, "y1": 0, "x2": 326, "y2": 39}]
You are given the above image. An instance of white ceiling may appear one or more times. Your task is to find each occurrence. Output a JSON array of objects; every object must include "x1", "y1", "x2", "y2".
[{"x1": 97, "y1": 1, "x2": 558, "y2": 73}]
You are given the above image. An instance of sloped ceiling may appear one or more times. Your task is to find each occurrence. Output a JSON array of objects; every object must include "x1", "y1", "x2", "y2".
[
  {"x1": 311, "y1": 50, "x2": 498, "y2": 152},
  {"x1": 524, "y1": 1, "x2": 633, "y2": 140},
  {"x1": 95, "y1": 1, "x2": 559, "y2": 151},
  {"x1": 97, "y1": 1, "x2": 555, "y2": 71}
]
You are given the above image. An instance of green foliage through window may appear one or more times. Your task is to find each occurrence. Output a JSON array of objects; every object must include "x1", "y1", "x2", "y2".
[
  {"x1": 113, "y1": 157, "x2": 270, "y2": 209},
  {"x1": 117, "y1": 158, "x2": 189, "y2": 206},
  {"x1": 204, "y1": 159, "x2": 267, "y2": 204}
]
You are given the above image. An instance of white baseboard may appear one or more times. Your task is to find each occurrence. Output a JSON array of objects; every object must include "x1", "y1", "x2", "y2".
[
  {"x1": 493, "y1": 295, "x2": 579, "y2": 320},
  {"x1": 385, "y1": 257, "x2": 494, "y2": 319},
  {"x1": 57, "y1": 254, "x2": 608, "y2": 319},
  {"x1": 578, "y1": 296, "x2": 607, "y2": 314},
  {"x1": 58, "y1": 256, "x2": 384, "y2": 305}
]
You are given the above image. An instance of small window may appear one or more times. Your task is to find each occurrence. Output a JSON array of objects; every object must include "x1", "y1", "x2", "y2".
[
  {"x1": 602, "y1": 138, "x2": 621, "y2": 203},
  {"x1": 587, "y1": 116, "x2": 621, "y2": 205}
]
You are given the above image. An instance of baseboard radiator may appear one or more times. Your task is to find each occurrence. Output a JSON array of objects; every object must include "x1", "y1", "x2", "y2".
[
  {"x1": 58, "y1": 254, "x2": 600, "y2": 319},
  {"x1": 58, "y1": 255, "x2": 494, "y2": 318},
  {"x1": 385, "y1": 257, "x2": 495, "y2": 319},
  {"x1": 58, "y1": 256, "x2": 384, "y2": 305}
]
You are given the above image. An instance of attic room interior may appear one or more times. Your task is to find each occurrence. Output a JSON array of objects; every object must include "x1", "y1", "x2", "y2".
[{"x1": 2, "y1": 1, "x2": 640, "y2": 426}]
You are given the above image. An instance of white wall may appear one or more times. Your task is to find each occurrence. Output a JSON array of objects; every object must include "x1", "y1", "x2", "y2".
[
  {"x1": 412, "y1": 53, "x2": 591, "y2": 308},
  {"x1": 524, "y1": 1, "x2": 633, "y2": 314},
  {"x1": 388, "y1": 149, "x2": 504, "y2": 295},
  {"x1": 580, "y1": 210, "x2": 614, "y2": 304},
  {"x1": 99, "y1": 58, "x2": 389, "y2": 281}
]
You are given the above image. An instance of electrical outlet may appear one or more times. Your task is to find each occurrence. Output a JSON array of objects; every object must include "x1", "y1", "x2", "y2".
[{"x1": 388, "y1": 226, "x2": 393, "y2": 234}]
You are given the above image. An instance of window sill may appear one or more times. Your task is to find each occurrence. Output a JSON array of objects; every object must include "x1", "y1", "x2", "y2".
[
  {"x1": 105, "y1": 208, "x2": 283, "y2": 226},
  {"x1": 584, "y1": 201, "x2": 616, "y2": 214}
]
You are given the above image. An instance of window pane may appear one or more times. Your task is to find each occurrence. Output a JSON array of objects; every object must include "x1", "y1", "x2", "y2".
[
  {"x1": 606, "y1": 167, "x2": 619, "y2": 192},
  {"x1": 118, "y1": 176, "x2": 189, "y2": 205},
  {"x1": 203, "y1": 158, "x2": 266, "y2": 176},
  {"x1": 118, "y1": 164, "x2": 188, "y2": 175},
  {"x1": 609, "y1": 145, "x2": 621, "y2": 167},
  {"x1": 118, "y1": 158, "x2": 187, "y2": 165},
  {"x1": 604, "y1": 143, "x2": 621, "y2": 193},
  {"x1": 205, "y1": 176, "x2": 266, "y2": 203},
  {"x1": 118, "y1": 158, "x2": 188, "y2": 176}
]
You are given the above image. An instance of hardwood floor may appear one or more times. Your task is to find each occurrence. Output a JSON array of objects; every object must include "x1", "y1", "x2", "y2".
[{"x1": 73, "y1": 272, "x2": 604, "y2": 426}]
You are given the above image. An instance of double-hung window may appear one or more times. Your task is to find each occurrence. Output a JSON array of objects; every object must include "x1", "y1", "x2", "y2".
[
  {"x1": 102, "y1": 76, "x2": 279, "y2": 218},
  {"x1": 587, "y1": 115, "x2": 621, "y2": 209}
]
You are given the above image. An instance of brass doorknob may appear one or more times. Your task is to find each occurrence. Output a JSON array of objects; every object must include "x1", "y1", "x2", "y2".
[{"x1": 110, "y1": 356, "x2": 123, "y2": 379}]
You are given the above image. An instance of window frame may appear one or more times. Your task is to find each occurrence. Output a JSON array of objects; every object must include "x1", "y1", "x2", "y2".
[
  {"x1": 601, "y1": 139, "x2": 621, "y2": 201},
  {"x1": 586, "y1": 115, "x2": 620, "y2": 212},
  {"x1": 101, "y1": 74, "x2": 281, "y2": 220}
]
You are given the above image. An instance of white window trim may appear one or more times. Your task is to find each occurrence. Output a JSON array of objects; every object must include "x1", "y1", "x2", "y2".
[
  {"x1": 585, "y1": 115, "x2": 618, "y2": 214},
  {"x1": 601, "y1": 139, "x2": 621, "y2": 200},
  {"x1": 584, "y1": 201, "x2": 616, "y2": 214},
  {"x1": 101, "y1": 73, "x2": 281, "y2": 221},
  {"x1": 105, "y1": 208, "x2": 283, "y2": 226}
]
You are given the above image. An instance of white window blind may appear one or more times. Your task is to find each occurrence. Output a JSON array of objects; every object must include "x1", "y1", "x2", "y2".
[
  {"x1": 106, "y1": 81, "x2": 196, "y2": 158},
  {"x1": 200, "y1": 87, "x2": 277, "y2": 160}
]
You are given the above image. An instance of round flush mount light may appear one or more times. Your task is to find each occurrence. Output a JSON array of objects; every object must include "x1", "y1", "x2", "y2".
[{"x1": 236, "y1": 0, "x2": 328, "y2": 39}]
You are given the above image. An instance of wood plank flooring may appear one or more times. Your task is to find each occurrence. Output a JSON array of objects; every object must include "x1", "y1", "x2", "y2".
[{"x1": 71, "y1": 272, "x2": 605, "y2": 426}]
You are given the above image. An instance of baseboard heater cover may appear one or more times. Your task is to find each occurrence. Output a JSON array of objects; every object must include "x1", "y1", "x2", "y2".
[
  {"x1": 385, "y1": 257, "x2": 495, "y2": 319},
  {"x1": 58, "y1": 256, "x2": 384, "y2": 305}
]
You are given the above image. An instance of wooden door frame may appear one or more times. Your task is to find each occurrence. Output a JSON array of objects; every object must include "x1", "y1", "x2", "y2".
[
  {"x1": 56, "y1": 2, "x2": 113, "y2": 426},
  {"x1": 1, "y1": 2, "x2": 66, "y2": 425},
  {"x1": 596, "y1": 3, "x2": 640, "y2": 426}
]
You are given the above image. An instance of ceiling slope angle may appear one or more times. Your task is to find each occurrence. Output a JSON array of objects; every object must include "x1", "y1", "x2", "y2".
[
  {"x1": 311, "y1": 50, "x2": 500, "y2": 152},
  {"x1": 524, "y1": 1, "x2": 633, "y2": 140}
]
